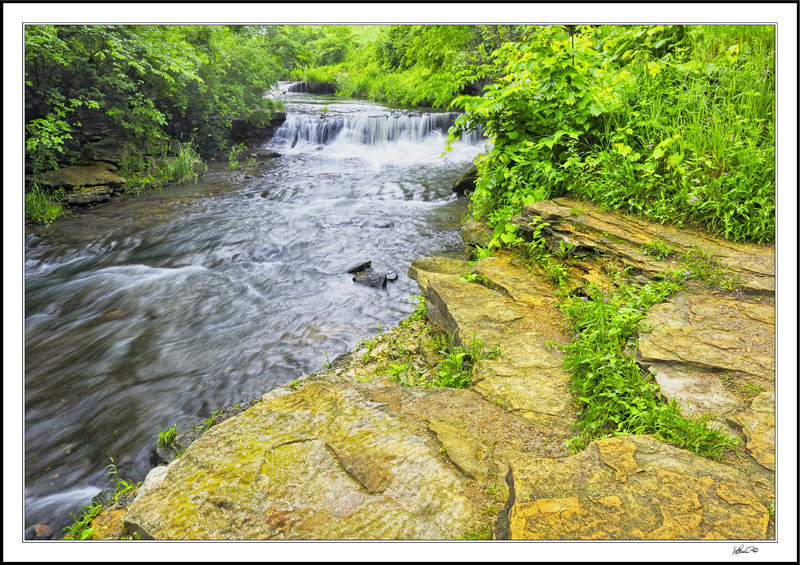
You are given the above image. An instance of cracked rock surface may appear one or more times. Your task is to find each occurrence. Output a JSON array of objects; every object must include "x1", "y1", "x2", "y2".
[{"x1": 495, "y1": 435, "x2": 770, "y2": 540}]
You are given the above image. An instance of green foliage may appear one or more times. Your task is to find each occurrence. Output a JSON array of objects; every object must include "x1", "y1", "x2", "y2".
[
  {"x1": 640, "y1": 239, "x2": 676, "y2": 260},
  {"x1": 63, "y1": 458, "x2": 140, "y2": 540},
  {"x1": 677, "y1": 246, "x2": 741, "y2": 290},
  {"x1": 294, "y1": 25, "x2": 523, "y2": 108},
  {"x1": 228, "y1": 143, "x2": 247, "y2": 170},
  {"x1": 62, "y1": 501, "x2": 102, "y2": 540},
  {"x1": 25, "y1": 25, "x2": 288, "y2": 172},
  {"x1": 559, "y1": 279, "x2": 739, "y2": 458},
  {"x1": 156, "y1": 423, "x2": 177, "y2": 450},
  {"x1": 25, "y1": 184, "x2": 65, "y2": 224},
  {"x1": 195, "y1": 409, "x2": 221, "y2": 433},
  {"x1": 448, "y1": 24, "x2": 774, "y2": 244},
  {"x1": 426, "y1": 334, "x2": 499, "y2": 389},
  {"x1": 157, "y1": 145, "x2": 201, "y2": 184}
]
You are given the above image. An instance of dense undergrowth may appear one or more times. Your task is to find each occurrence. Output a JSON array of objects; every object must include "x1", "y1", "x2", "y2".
[
  {"x1": 447, "y1": 25, "x2": 775, "y2": 245},
  {"x1": 501, "y1": 226, "x2": 743, "y2": 459}
]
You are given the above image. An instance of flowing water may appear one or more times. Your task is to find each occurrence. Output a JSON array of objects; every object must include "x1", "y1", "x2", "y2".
[{"x1": 23, "y1": 87, "x2": 484, "y2": 538}]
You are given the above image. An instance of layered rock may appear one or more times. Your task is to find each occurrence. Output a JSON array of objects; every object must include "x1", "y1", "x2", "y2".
[
  {"x1": 513, "y1": 197, "x2": 774, "y2": 296},
  {"x1": 38, "y1": 165, "x2": 127, "y2": 192},
  {"x1": 409, "y1": 253, "x2": 577, "y2": 435},
  {"x1": 496, "y1": 435, "x2": 770, "y2": 540},
  {"x1": 638, "y1": 292, "x2": 774, "y2": 423}
]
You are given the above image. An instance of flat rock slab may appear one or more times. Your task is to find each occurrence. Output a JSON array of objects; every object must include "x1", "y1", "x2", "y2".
[
  {"x1": 411, "y1": 253, "x2": 577, "y2": 436},
  {"x1": 346, "y1": 381, "x2": 571, "y2": 503},
  {"x1": 473, "y1": 255, "x2": 557, "y2": 306},
  {"x1": 40, "y1": 165, "x2": 126, "y2": 190},
  {"x1": 495, "y1": 435, "x2": 770, "y2": 540},
  {"x1": 124, "y1": 380, "x2": 483, "y2": 539},
  {"x1": 638, "y1": 293, "x2": 774, "y2": 383},
  {"x1": 647, "y1": 363, "x2": 742, "y2": 420},
  {"x1": 729, "y1": 392, "x2": 775, "y2": 471}
]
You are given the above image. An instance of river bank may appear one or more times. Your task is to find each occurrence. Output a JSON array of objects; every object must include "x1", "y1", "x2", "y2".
[
  {"x1": 81, "y1": 196, "x2": 776, "y2": 541},
  {"x1": 24, "y1": 92, "x2": 483, "y2": 539}
]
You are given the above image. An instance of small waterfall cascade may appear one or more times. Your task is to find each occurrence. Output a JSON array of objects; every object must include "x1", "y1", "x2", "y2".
[{"x1": 272, "y1": 111, "x2": 484, "y2": 149}]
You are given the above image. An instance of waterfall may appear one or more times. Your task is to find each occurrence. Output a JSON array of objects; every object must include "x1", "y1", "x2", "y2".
[{"x1": 271, "y1": 112, "x2": 484, "y2": 150}]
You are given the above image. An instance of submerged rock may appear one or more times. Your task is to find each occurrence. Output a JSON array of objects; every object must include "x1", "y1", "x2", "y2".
[
  {"x1": 352, "y1": 268, "x2": 387, "y2": 288},
  {"x1": 495, "y1": 435, "x2": 770, "y2": 540}
]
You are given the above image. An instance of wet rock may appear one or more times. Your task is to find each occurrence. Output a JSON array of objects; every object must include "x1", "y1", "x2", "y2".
[
  {"x1": 250, "y1": 148, "x2": 281, "y2": 158},
  {"x1": 460, "y1": 216, "x2": 492, "y2": 248},
  {"x1": 123, "y1": 380, "x2": 484, "y2": 539},
  {"x1": 353, "y1": 269, "x2": 387, "y2": 288},
  {"x1": 729, "y1": 392, "x2": 775, "y2": 471},
  {"x1": 347, "y1": 260, "x2": 372, "y2": 274},
  {"x1": 495, "y1": 435, "x2": 770, "y2": 540},
  {"x1": 452, "y1": 164, "x2": 478, "y2": 196},
  {"x1": 33, "y1": 523, "x2": 53, "y2": 539}
]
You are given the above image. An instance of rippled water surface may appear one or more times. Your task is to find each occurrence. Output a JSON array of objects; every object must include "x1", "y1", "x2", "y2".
[{"x1": 23, "y1": 90, "x2": 483, "y2": 537}]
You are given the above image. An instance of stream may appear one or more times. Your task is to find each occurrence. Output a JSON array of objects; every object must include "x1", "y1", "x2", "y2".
[{"x1": 23, "y1": 87, "x2": 484, "y2": 538}]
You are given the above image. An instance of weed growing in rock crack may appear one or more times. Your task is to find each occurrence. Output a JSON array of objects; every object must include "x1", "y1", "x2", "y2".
[
  {"x1": 719, "y1": 373, "x2": 764, "y2": 399},
  {"x1": 459, "y1": 521, "x2": 493, "y2": 540},
  {"x1": 156, "y1": 423, "x2": 178, "y2": 450},
  {"x1": 640, "y1": 239, "x2": 676, "y2": 260},
  {"x1": 322, "y1": 352, "x2": 331, "y2": 371},
  {"x1": 427, "y1": 334, "x2": 499, "y2": 389},
  {"x1": 471, "y1": 245, "x2": 495, "y2": 262},
  {"x1": 676, "y1": 247, "x2": 740, "y2": 290},
  {"x1": 554, "y1": 240, "x2": 576, "y2": 260},
  {"x1": 196, "y1": 409, "x2": 221, "y2": 432},
  {"x1": 459, "y1": 270, "x2": 493, "y2": 288},
  {"x1": 559, "y1": 280, "x2": 739, "y2": 459},
  {"x1": 63, "y1": 458, "x2": 140, "y2": 540}
]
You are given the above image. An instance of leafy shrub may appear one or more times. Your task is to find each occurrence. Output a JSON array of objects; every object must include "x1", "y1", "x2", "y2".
[{"x1": 448, "y1": 24, "x2": 774, "y2": 244}]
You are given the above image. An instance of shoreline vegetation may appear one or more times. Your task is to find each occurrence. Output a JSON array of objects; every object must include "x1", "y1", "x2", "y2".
[{"x1": 24, "y1": 24, "x2": 775, "y2": 541}]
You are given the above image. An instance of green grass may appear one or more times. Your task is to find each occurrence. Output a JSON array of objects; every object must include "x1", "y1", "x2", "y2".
[
  {"x1": 25, "y1": 185, "x2": 65, "y2": 224},
  {"x1": 156, "y1": 423, "x2": 177, "y2": 450},
  {"x1": 195, "y1": 409, "x2": 221, "y2": 433},
  {"x1": 558, "y1": 274, "x2": 739, "y2": 458},
  {"x1": 63, "y1": 458, "x2": 140, "y2": 540}
]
